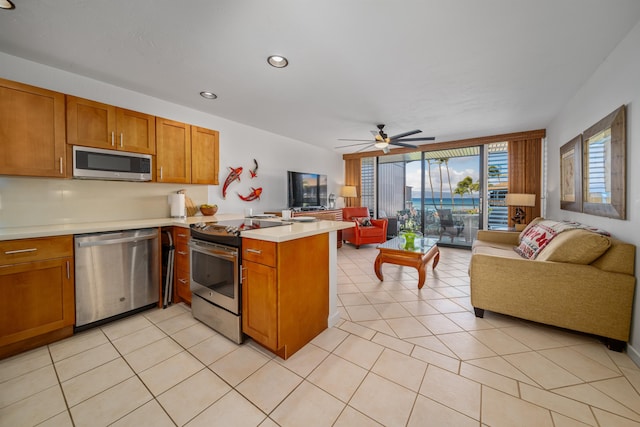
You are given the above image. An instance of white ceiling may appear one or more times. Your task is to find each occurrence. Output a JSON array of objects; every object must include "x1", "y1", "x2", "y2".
[{"x1": 1, "y1": 0, "x2": 640, "y2": 154}]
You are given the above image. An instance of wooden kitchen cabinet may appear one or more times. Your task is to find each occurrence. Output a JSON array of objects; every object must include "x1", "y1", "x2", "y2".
[
  {"x1": 156, "y1": 118, "x2": 191, "y2": 183},
  {"x1": 66, "y1": 95, "x2": 156, "y2": 154},
  {"x1": 161, "y1": 226, "x2": 191, "y2": 305},
  {"x1": 173, "y1": 227, "x2": 192, "y2": 304},
  {"x1": 0, "y1": 78, "x2": 67, "y2": 178},
  {"x1": 242, "y1": 234, "x2": 329, "y2": 359},
  {"x1": 0, "y1": 235, "x2": 74, "y2": 359},
  {"x1": 191, "y1": 126, "x2": 220, "y2": 185}
]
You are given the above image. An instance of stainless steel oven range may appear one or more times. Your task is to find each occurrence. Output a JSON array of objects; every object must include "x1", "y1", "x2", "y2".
[{"x1": 189, "y1": 219, "x2": 285, "y2": 343}]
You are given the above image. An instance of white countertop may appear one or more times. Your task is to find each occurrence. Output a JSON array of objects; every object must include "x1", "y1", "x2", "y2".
[{"x1": 0, "y1": 214, "x2": 353, "y2": 242}]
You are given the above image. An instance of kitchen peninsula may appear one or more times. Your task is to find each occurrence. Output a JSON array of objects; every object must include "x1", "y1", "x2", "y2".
[{"x1": 0, "y1": 214, "x2": 352, "y2": 359}]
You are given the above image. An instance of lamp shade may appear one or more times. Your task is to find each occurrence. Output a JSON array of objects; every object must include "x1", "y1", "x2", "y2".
[
  {"x1": 505, "y1": 193, "x2": 536, "y2": 207},
  {"x1": 340, "y1": 185, "x2": 357, "y2": 198}
]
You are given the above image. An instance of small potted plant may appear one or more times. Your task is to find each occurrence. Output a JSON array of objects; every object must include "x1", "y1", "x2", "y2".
[{"x1": 398, "y1": 215, "x2": 422, "y2": 249}]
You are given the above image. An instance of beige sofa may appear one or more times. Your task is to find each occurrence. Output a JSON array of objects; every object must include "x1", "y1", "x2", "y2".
[{"x1": 469, "y1": 223, "x2": 636, "y2": 350}]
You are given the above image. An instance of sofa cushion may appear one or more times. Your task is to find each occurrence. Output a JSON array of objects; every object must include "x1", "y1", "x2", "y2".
[
  {"x1": 473, "y1": 243, "x2": 524, "y2": 259},
  {"x1": 536, "y1": 229, "x2": 611, "y2": 264}
]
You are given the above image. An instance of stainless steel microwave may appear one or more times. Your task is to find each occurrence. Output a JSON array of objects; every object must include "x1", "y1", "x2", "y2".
[{"x1": 72, "y1": 146, "x2": 152, "y2": 181}]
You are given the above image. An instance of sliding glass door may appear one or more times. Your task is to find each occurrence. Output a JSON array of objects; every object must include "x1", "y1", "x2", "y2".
[
  {"x1": 374, "y1": 142, "x2": 509, "y2": 248},
  {"x1": 421, "y1": 148, "x2": 481, "y2": 248}
]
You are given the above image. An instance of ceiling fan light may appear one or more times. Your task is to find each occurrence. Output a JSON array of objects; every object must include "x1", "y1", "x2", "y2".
[
  {"x1": 0, "y1": 0, "x2": 15, "y2": 9},
  {"x1": 374, "y1": 141, "x2": 388, "y2": 149}
]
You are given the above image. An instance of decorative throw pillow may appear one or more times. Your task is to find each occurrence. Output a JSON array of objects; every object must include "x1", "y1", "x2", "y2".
[
  {"x1": 518, "y1": 217, "x2": 544, "y2": 242},
  {"x1": 536, "y1": 229, "x2": 611, "y2": 264},
  {"x1": 514, "y1": 223, "x2": 552, "y2": 259},
  {"x1": 352, "y1": 216, "x2": 372, "y2": 227}
]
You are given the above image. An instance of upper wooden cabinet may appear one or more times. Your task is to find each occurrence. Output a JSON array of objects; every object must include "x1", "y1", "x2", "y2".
[
  {"x1": 0, "y1": 78, "x2": 220, "y2": 183},
  {"x1": 191, "y1": 126, "x2": 220, "y2": 185},
  {"x1": 156, "y1": 118, "x2": 191, "y2": 183},
  {"x1": 0, "y1": 78, "x2": 67, "y2": 178},
  {"x1": 66, "y1": 95, "x2": 156, "y2": 155}
]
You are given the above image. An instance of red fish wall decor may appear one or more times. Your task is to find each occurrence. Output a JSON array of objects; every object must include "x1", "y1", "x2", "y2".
[
  {"x1": 222, "y1": 166, "x2": 242, "y2": 199},
  {"x1": 250, "y1": 159, "x2": 259, "y2": 178},
  {"x1": 238, "y1": 187, "x2": 262, "y2": 201}
]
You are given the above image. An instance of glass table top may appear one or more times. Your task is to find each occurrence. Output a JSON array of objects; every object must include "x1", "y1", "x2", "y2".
[{"x1": 377, "y1": 236, "x2": 439, "y2": 254}]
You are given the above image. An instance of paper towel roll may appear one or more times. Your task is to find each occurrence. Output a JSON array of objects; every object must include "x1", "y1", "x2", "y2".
[{"x1": 168, "y1": 193, "x2": 186, "y2": 218}]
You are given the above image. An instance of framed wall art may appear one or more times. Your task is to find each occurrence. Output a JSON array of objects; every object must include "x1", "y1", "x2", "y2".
[
  {"x1": 560, "y1": 134, "x2": 582, "y2": 212},
  {"x1": 582, "y1": 105, "x2": 626, "y2": 219}
]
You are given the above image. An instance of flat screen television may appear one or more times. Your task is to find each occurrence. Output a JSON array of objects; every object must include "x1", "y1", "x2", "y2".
[{"x1": 287, "y1": 171, "x2": 328, "y2": 209}]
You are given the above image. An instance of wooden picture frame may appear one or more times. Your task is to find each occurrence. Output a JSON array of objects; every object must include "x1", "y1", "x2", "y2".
[
  {"x1": 560, "y1": 135, "x2": 582, "y2": 212},
  {"x1": 582, "y1": 105, "x2": 626, "y2": 219}
]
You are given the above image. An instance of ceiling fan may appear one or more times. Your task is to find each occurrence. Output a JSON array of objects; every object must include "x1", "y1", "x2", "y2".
[{"x1": 336, "y1": 124, "x2": 435, "y2": 153}]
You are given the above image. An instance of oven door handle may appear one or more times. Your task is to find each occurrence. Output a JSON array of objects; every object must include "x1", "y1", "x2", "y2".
[{"x1": 189, "y1": 241, "x2": 238, "y2": 261}]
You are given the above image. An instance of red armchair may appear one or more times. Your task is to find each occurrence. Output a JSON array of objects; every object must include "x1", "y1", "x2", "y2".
[{"x1": 342, "y1": 207, "x2": 388, "y2": 249}]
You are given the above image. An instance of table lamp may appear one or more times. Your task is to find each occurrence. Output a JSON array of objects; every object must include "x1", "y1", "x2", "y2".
[
  {"x1": 506, "y1": 193, "x2": 536, "y2": 231},
  {"x1": 340, "y1": 185, "x2": 357, "y2": 207}
]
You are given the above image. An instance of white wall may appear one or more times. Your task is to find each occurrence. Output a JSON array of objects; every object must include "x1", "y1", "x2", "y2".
[
  {"x1": 546, "y1": 21, "x2": 640, "y2": 363},
  {"x1": 0, "y1": 53, "x2": 343, "y2": 227}
]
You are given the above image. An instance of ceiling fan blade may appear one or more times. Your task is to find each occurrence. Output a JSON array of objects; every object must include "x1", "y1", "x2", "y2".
[
  {"x1": 394, "y1": 136, "x2": 436, "y2": 142},
  {"x1": 335, "y1": 141, "x2": 375, "y2": 148},
  {"x1": 337, "y1": 138, "x2": 375, "y2": 142},
  {"x1": 389, "y1": 141, "x2": 418, "y2": 148},
  {"x1": 389, "y1": 129, "x2": 421, "y2": 140}
]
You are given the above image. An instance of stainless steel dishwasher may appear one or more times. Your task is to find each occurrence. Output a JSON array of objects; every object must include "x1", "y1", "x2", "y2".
[{"x1": 74, "y1": 228, "x2": 159, "y2": 329}]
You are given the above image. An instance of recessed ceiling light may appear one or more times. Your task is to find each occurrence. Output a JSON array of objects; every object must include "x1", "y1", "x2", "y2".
[
  {"x1": 267, "y1": 55, "x2": 288, "y2": 68},
  {"x1": 0, "y1": 0, "x2": 15, "y2": 10},
  {"x1": 200, "y1": 91, "x2": 217, "y2": 100}
]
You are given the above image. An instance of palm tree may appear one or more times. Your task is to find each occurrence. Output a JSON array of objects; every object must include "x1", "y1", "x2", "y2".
[
  {"x1": 453, "y1": 183, "x2": 466, "y2": 205},
  {"x1": 436, "y1": 159, "x2": 443, "y2": 208},
  {"x1": 441, "y1": 158, "x2": 455, "y2": 209},
  {"x1": 426, "y1": 159, "x2": 437, "y2": 211},
  {"x1": 488, "y1": 165, "x2": 502, "y2": 183},
  {"x1": 469, "y1": 180, "x2": 480, "y2": 209},
  {"x1": 457, "y1": 176, "x2": 474, "y2": 209}
]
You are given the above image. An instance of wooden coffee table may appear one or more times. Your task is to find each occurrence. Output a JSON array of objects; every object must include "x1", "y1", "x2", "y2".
[{"x1": 374, "y1": 237, "x2": 440, "y2": 289}]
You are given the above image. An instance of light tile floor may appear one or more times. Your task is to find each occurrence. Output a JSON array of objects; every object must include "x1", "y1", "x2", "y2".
[{"x1": 1, "y1": 245, "x2": 640, "y2": 426}]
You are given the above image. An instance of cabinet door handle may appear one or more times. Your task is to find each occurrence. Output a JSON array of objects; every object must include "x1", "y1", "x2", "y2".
[
  {"x1": 120, "y1": 132, "x2": 123, "y2": 148},
  {"x1": 66, "y1": 260, "x2": 70, "y2": 279},
  {"x1": 111, "y1": 131, "x2": 115, "y2": 146},
  {"x1": 4, "y1": 248, "x2": 37, "y2": 255},
  {"x1": 160, "y1": 167, "x2": 163, "y2": 180},
  {"x1": 246, "y1": 248, "x2": 262, "y2": 254},
  {"x1": 177, "y1": 233, "x2": 188, "y2": 237},
  {"x1": 177, "y1": 251, "x2": 188, "y2": 255},
  {"x1": 59, "y1": 157, "x2": 63, "y2": 174}
]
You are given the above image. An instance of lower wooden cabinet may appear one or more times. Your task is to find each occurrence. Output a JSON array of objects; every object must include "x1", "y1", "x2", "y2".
[
  {"x1": 164, "y1": 227, "x2": 192, "y2": 305},
  {"x1": 242, "y1": 259, "x2": 278, "y2": 349},
  {"x1": 242, "y1": 234, "x2": 329, "y2": 359},
  {"x1": 0, "y1": 235, "x2": 74, "y2": 359},
  {"x1": 174, "y1": 228, "x2": 192, "y2": 305}
]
